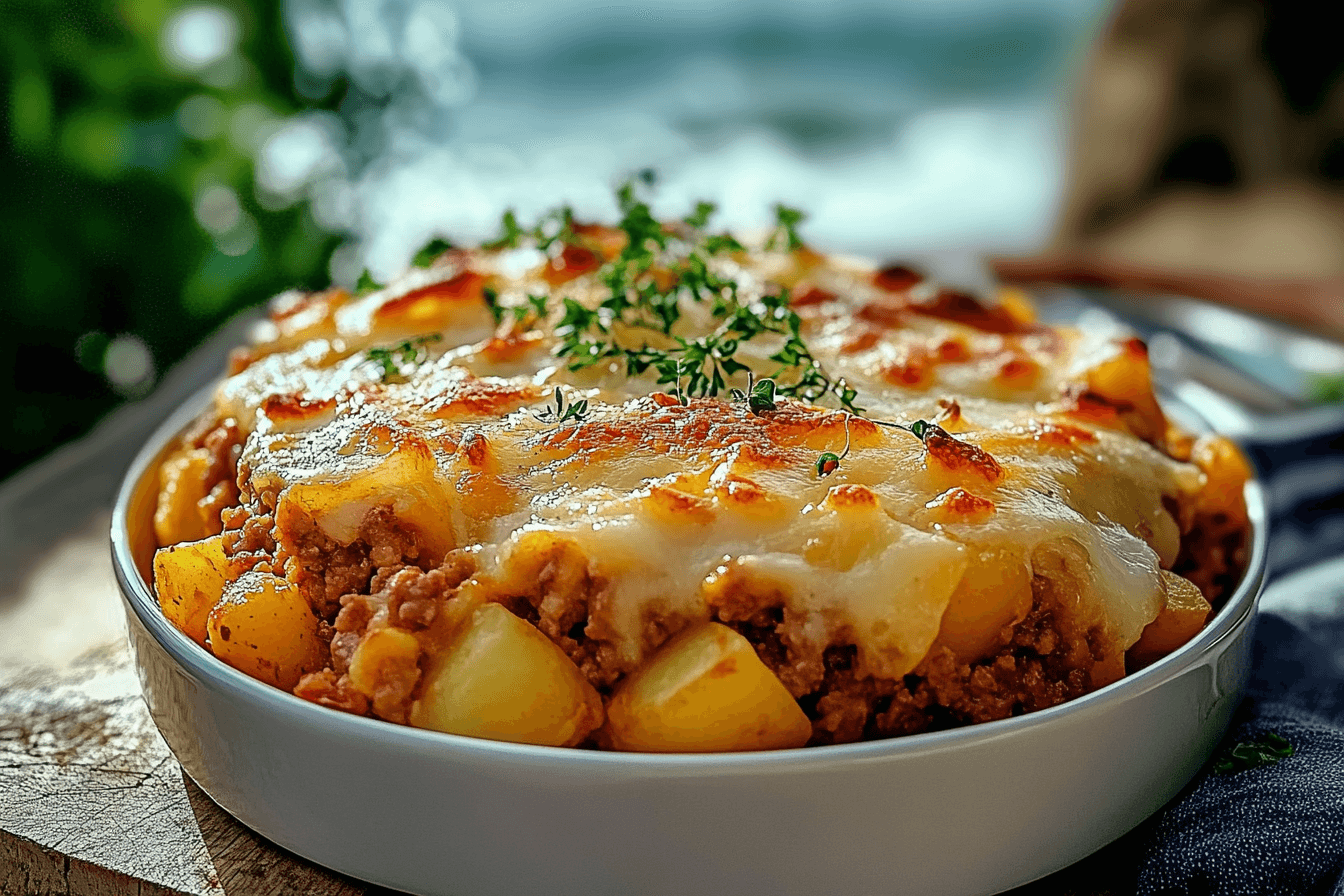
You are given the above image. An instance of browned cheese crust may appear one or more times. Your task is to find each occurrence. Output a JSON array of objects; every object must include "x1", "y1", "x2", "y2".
[{"x1": 149, "y1": 219, "x2": 1251, "y2": 749}]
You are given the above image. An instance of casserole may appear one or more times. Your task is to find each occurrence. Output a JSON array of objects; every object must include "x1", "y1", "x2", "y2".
[
  {"x1": 140, "y1": 201, "x2": 1251, "y2": 753},
  {"x1": 112, "y1": 197, "x2": 1266, "y2": 893}
]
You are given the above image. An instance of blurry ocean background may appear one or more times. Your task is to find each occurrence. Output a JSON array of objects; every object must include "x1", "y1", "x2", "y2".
[
  {"x1": 1, "y1": 0, "x2": 1109, "y2": 478},
  {"x1": 281, "y1": 0, "x2": 1111, "y2": 280}
]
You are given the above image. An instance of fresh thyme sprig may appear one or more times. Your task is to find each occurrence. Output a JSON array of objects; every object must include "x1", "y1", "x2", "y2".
[
  {"x1": 534, "y1": 387, "x2": 589, "y2": 426},
  {"x1": 730, "y1": 374, "x2": 778, "y2": 415},
  {"x1": 356, "y1": 269, "x2": 383, "y2": 294},
  {"x1": 816, "y1": 416, "x2": 852, "y2": 478},
  {"x1": 482, "y1": 288, "x2": 549, "y2": 328},
  {"x1": 815, "y1": 411, "x2": 931, "y2": 478},
  {"x1": 766, "y1": 203, "x2": 806, "y2": 252},
  {"x1": 367, "y1": 335, "x2": 441, "y2": 382},
  {"x1": 412, "y1": 238, "x2": 453, "y2": 268},
  {"x1": 522, "y1": 181, "x2": 862, "y2": 415},
  {"x1": 485, "y1": 206, "x2": 576, "y2": 252},
  {"x1": 1212, "y1": 731, "x2": 1294, "y2": 774},
  {"x1": 477, "y1": 180, "x2": 869, "y2": 480}
]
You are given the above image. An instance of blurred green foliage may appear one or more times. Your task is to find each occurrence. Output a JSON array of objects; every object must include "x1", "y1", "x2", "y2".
[{"x1": 0, "y1": 0, "x2": 341, "y2": 480}]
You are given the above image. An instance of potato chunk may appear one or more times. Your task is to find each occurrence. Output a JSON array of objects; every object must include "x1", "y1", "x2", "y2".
[
  {"x1": 605, "y1": 622, "x2": 812, "y2": 753},
  {"x1": 935, "y1": 550, "x2": 1032, "y2": 662},
  {"x1": 207, "y1": 572, "x2": 325, "y2": 690},
  {"x1": 153, "y1": 534, "x2": 232, "y2": 646},
  {"x1": 1127, "y1": 571, "x2": 1212, "y2": 669},
  {"x1": 275, "y1": 446, "x2": 455, "y2": 565},
  {"x1": 408, "y1": 603, "x2": 603, "y2": 747},
  {"x1": 154, "y1": 447, "x2": 215, "y2": 546},
  {"x1": 348, "y1": 627, "x2": 422, "y2": 722}
]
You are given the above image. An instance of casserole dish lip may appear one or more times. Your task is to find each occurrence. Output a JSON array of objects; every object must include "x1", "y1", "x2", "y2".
[{"x1": 112, "y1": 380, "x2": 1269, "y2": 771}]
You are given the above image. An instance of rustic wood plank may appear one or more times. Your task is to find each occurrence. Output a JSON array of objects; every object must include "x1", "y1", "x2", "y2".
[
  {"x1": 180, "y1": 778, "x2": 379, "y2": 896},
  {"x1": 0, "y1": 508, "x2": 388, "y2": 896}
]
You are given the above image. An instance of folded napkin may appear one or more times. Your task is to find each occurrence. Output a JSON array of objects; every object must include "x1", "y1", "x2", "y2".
[
  {"x1": 1137, "y1": 606, "x2": 1344, "y2": 896},
  {"x1": 1135, "y1": 418, "x2": 1344, "y2": 896}
]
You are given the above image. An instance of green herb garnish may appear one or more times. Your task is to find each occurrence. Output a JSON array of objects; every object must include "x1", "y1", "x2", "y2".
[
  {"x1": 484, "y1": 206, "x2": 577, "y2": 252},
  {"x1": 684, "y1": 201, "x2": 717, "y2": 230},
  {"x1": 815, "y1": 415, "x2": 933, "y2": 477},
  {"x1": 367, "y1": 334, "x2": 441, "y2": 381},
  {"x1": 484, "y1": 210, "x2": 527, "y2": 250},
  {"x1": 483, "y1": 286, "x2": 503, "y2": 325},
  {"x1": 355, "y1": 269, "x2": 383, "y2": 294},
  {"x1": 816, "y1": 416, "x2": 852, "y2": 478},
  {"x1": 534, "y1": 178, "x2": 860, "y2": 415},
  {"x1": 535, "y1": 386, "x2": 589, "y2": 426},
  {"x1": 1212, "y1": 731, "x2": 1294, "y2": 774},
  {"x1": 518, "y1": 293, "x2": 550, "y2": 323},
  {"x1": 730, "y1": 375, "x2": 778, "y2": 415},
  {"x1": 412, "y1": 238, "x2": 453, "y2": 268},
  {"x1": 767, "y1": 203, "x2": 805, "y2": 252},
  {"x1": 476, "y1": 180, "x2": 934, "y2": 480},
  {"x1": 703, "y1": 233, "x2": 745, "y2": 255}
]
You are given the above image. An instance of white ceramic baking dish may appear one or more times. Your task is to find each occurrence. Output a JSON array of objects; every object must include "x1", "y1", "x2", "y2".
[{"x1": 112, "y1": 387, "x2": 1268, "y2": 896}]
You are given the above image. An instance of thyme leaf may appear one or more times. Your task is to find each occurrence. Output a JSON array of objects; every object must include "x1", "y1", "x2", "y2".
[
  {"x1": 412, "y1": 238, "x2": 453, "y2": 268},
  {"x1": 1212, "y1": 732, "x2": 1294, "y2": 775},
  {"x1": 356, "y1": 269, "x2": 383, "y2": 294},
  {"x1": 483, "y1": 286, "x2": 502, "y2": 325},
  {"x1": 767, "y1": 203, "x2": 805, "y2": 252},
  {"x1": 535, "y1": 386, "x2": 589, "y2": 426},
  {"x1": 747, "y1": 376, "x2": 777, "y2": 414},
  {"x1": 366, "y1": 334, "x2": 442, "y2": 382},
  {"x1": 684, "y1": 201, "x2": 717, "y2": 230},
  {"x1": 483, "y1": 210, "x2": 527, "y2": 250}
]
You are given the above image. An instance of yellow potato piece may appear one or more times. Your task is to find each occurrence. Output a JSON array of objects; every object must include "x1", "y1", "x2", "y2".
[
  {"x1": 935, "y1": 550, "x2": 1033, "y2": 663},
  {"x1": 207, "y1": 571, "x2": 325, "y2": 691},
  {"x1": 409, "y1": 603, "x2": 603, "y2": 747},
  {"x1": 275, "y1": 448, "x2": 456, "y2": 567},
  {"x1": 153, "y1": 534, "x2": 232, "y2": 646},
  {"x1": 605, "y1": 622, "x2": 813, "y2": 753},
  {"x1": 348, "y1": 627, "x2": 423, "y2": 721},
  {"x1": 1192, "y1": 435, "x2": 1254, "y2": 515},
  {"x1": 1128, "y1": 571, "x2": 1212, "y2": 669},
  {"x1": 154, "y1": 448, "x2": 214, "y2": 547}
]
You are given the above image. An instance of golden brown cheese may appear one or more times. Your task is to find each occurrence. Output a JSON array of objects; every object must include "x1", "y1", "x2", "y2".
[{"x1": 153, "y1": 227, "x2": 1250, "y2": 749}]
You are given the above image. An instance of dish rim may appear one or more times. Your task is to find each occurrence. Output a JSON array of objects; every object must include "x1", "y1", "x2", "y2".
[{"x1": 112, "y1": 380, "x2": 1269, "y2": 771}]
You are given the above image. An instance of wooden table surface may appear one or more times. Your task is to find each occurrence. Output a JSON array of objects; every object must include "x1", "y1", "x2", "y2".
[{"x1": 0, "y1": 307, "x2": 1148, "y2": 896}]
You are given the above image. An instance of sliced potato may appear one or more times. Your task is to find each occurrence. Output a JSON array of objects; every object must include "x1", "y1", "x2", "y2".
[
  {"x1": 408, "y1": 602, "x2": 603, "y2": 747},
  {"x1": 153, "y1": 534, "x2": 232, "y2": 646},
  {"x1": 154, "y1": 447, "x2": 215, "y2": 546},
  {"x1": 934, "y1": 550, "x2": 1032, "y2": 662},
  {"x1": 605, "y1": 622, "x2": 812, "y2": 753},
  {"x1": 207, "y1": 571, "x2": 325, "y2": 690},
  {"x1": 1127, "y1": 570, "x2": 1212, "y2": 668}
]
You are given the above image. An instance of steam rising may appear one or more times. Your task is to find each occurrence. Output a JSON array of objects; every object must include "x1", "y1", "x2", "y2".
[{"x1": 271, "y1": 0, "x2": 1104, "y2": 284}]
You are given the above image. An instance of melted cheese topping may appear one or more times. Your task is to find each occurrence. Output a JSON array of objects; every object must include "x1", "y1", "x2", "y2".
[{"x1": 217, "y1": 239, "x2": 1208, "y2": 680}]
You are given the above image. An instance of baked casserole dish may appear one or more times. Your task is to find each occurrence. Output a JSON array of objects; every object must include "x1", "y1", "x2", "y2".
[{"x1": 146, "y1": 193, "x2": 1251, "y2": 753}]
